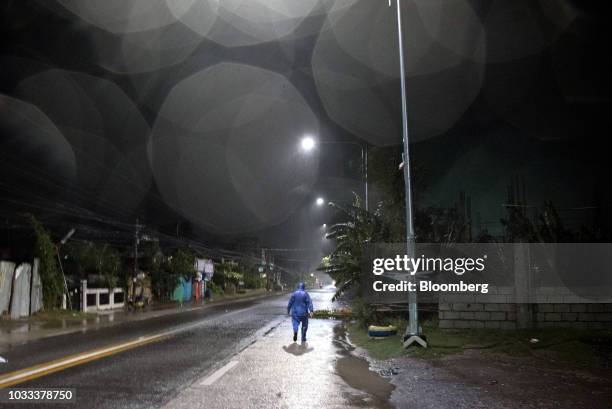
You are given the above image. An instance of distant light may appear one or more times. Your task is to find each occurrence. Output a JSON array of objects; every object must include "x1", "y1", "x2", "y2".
[
  {"x1": 301, "y1": 136, "x2": 316, "y2": 152},
  {"x1": 310, "y1": 273, "x2": 314, "y2": 277},
  {"x1": 60, "y1": 228, "x2": 76, "y2": 245},
  {"x1": 323, "y1": 223, "x2": 327, "y2": 227},
  {"x1": 316, "y1": 197, "x2": 324, "y2": 206}
]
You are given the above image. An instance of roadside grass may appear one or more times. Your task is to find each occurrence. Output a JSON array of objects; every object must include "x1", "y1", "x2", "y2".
[
  {"x1": 28, "y1": 310, "x2": 97, "y2": 322},
  {"x1": 347, "y1": 318, "x2": 612, "y2": 367},
  {"x1": 347, "y1": 320, "x2": 407, "y2": 360}
]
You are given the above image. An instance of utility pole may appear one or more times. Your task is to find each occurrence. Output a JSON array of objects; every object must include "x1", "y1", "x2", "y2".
[
  {"x1": 134, "y1": 218, "x2": 141, "y2": 277},
  {"x1": 391, "y1": 0, "x2": 427, "y2": 348},
  {"x1": 362, "y1": 145, "x2": 369, "y2": 211},
  {"x1": 56, "y1": 228, "x2": 75, "y2": 310},
  {"x1": 261, "y1": 248, "x2": 270, "y2": 291}
]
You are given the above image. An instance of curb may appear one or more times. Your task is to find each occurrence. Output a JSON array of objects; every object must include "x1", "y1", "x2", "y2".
[{"x1": 0, "y1": 291, "x2": 286, "y2": 348}]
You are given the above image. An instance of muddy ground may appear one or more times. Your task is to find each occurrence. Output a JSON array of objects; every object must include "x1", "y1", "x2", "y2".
[{"x1": 373, "y1": 347, "x2": 612, "y2": 408}]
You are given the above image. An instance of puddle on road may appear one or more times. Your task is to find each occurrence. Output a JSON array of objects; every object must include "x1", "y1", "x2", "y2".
[{"x1": 333, "y1": 324, "x2": 395, "y2": 408}]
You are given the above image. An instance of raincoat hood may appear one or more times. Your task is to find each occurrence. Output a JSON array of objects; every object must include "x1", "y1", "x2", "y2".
[{"x1": 287, "y1": 282, "x2": 313, "y2": 318}]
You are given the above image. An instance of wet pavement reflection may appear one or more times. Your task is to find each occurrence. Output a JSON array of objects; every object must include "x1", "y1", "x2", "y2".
[
  {"x1": 164, "y1": 287, "x2": 394, "y2": 409},
  {"x1": 282, "y1": 343, "x2": 314, "y2": 356}
]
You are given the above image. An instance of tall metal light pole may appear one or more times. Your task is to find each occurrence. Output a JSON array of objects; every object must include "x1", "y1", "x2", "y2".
[{"x1": 392, "y1": 0, "x2": 427, "y2": 348}]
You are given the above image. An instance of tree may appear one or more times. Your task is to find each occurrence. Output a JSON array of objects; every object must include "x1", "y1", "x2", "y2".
[
  {"x1": 64, "y1": 241, "x2": 96, "y2": 277},
  {"x1": 29, "y1": 215, "x2": 63, "y2": 309},
  {"x1": 95, "y1": 244, "x2": 121, "y2": 290},
  {"x1": 168, "y1": 248, "x2": 194, "y2": 285},
  {"x1": 321, "y1": 147, "x2": 469, "y2": 302},
  {"x1": 142, "y1": 242, "x2": 166, "y2": 300},
  {"x1": 213, "y1": 259, "x2": 242, "y2": 293},
  {"x1": 368, "y1": 145, "x2": 427, "y2": 242},
  {"x1": 499, "y1": 200, "x2": 604, "y2": 243},
  {"x1": 240, "y1": 263, "x2": 264, "y2": 289},
  {"x1": 63, "y1": 241, "x2": 122, "y2": 289},
  {"x1": 319, "y1": 194, "x2": 381, "y2": 300}
]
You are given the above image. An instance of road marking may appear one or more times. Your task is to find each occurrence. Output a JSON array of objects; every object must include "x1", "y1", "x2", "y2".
[
  {"x1": 199, "y1": 360, "x2": 239, "y2": 386},
  {"x1": 0, "y1": 302, "x2": 264, "y2": 388},
  {"x1": 0, "y1": 333, "x2": 167, "y2": 388}
]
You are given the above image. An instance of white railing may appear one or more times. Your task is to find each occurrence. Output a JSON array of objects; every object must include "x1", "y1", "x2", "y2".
[{"x1": 80, "y1": 280, "x2": 124, "y2": 312}]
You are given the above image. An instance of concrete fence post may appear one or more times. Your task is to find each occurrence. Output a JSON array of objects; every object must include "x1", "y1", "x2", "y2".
[{"x1": 80, "y1": 280, "x2": 87, "y2": 312}]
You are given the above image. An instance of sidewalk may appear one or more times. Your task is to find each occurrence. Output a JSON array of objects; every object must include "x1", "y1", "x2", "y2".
[
  {"x1": 162, "y1": 317, "x2": 612, "y2": 409},
  {"x1": 0, "y1": 290, "x2": 283, "y2": 348},
  {"x1": 164, "y1": 318, "x2": 395, "y2": 409}
]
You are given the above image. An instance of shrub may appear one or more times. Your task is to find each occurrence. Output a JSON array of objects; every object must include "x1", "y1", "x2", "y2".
[{"x1": 29, "y1": 215, "x2": 63, "y2": 309}]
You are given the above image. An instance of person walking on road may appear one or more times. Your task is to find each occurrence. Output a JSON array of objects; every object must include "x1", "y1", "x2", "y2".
[{"x1": 287, "y1": 282, "x2": 314, "y2": 343}]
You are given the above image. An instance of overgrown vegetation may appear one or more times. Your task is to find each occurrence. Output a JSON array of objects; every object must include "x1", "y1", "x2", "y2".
[
  {"x1": 29, "y1": 215, "x2": 63, "y2": 309},
  {"x1": 319, "y1": 147, "x2": 475, "y2": 304},
  {"x1": 168, "y1": 248, "x2": 195, "y2": 287},
  {"x1": 501, "y1": 200, "x2": 611, "y2": 242},
  {"x1": 347, "y1": 319, "x2": 612, "y2": 368},
  {"x1": 144, "y1": 242, "x2": 166, "y2": 300},
  {"x1": 212, "y1": 258, "x2": 242, "y2": 294},
  {"x1": 15, "y1": 217, "x2": 286, "y2": 310},
  {"x1": 322, "y1": 146, "x2": 608, "y2": 334},
  {"x1": 320, "y1": 194, "x2": 380, "y2": 300},
  {"x1": 64, "y1": 241, "x2": 121, "y2": 289}
]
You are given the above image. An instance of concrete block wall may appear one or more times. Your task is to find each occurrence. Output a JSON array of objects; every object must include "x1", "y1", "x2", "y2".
[
  {"x1": 534, "y1": 303, "x2": 612, "y2": 329},
  {"x1": 438, "y1": 286, "x2": 517, "y2": 329},
  {"x1": 438, "y1": 286, "x2": 612, "y2": 329},
  {"x1": 531, "y1": 286, "x2": 612, "y2": 304}
]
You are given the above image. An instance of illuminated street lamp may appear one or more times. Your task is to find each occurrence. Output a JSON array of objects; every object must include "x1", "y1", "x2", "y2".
[
  {"x1": 300, "y1": 136, "x2": 369, "y2": 211},
  {"x1": 300, "y1": 136, "x2": 315, "y2": 152},
  {"x1": 316, "y1": 197, "x2": 325, "y2": 206}
]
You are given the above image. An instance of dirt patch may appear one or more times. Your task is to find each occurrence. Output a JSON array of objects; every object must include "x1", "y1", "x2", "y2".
[
  {"x1": 440, "y1": 350, "x2": 612, "y2": 407},
  {"x1": 389, "y1": 349, "x2": 612, "y2": 409}
]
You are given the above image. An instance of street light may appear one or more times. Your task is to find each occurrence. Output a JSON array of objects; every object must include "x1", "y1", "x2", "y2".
[
  {"x1": 56, "y1": 228, "x2": 76, "y2": 310},
  {"x1": 300, "y1": 136, "x2": 315, "y2": 152},
  {"x1": 60, "y1": 228, "x2": 75, "y2": 245},
  {"x1": 390, "y1": 0, "x2": 427, "y2": 348},
  {"x1": 316, "y1": 197, "x2": 325, "y2": 206},
  {"x1": 299, "y1": 136, "x2": 369, "y2": 211},
  {"x1": 322, "y1": 223, "x2": 327, "y2": 227}
]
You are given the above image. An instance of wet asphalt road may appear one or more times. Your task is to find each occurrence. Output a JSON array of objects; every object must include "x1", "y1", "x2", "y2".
[{"x1": 0, "y1": 289, "x2": 337, "y2": 408}]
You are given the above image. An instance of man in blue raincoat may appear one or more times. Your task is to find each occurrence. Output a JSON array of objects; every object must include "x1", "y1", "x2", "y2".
[{"x1": 287, "y1": 282, "x2": 314, "y2": 342}]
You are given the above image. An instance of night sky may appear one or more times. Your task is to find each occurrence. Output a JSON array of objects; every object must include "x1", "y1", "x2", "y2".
[{"x1": 1, "y1": 1, "x2": 611, "y2": 269}]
